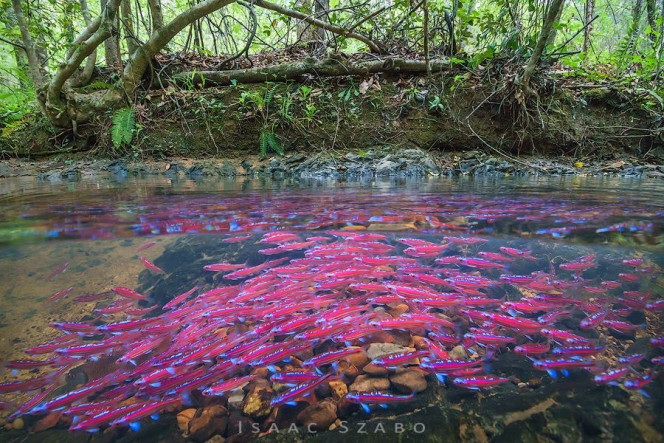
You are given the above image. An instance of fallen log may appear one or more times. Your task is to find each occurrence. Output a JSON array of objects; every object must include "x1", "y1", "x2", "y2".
[{"x1": 173, "y1": 57, "x2": 454, "y2": 87}]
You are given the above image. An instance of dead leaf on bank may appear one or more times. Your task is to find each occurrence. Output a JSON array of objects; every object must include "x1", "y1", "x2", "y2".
[{"x1": 359, "y1": 78, "x2": 372, "y2": 94}]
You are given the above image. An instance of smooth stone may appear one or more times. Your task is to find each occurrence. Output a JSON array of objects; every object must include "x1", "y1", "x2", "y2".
[
  {"x1": 297, "y1": 399, "x2": 338, "y2": 431},
  {"x1": 366, "y1": 343, "x2": 412, "y2": 360},
  {"x1": 389, "y1": 368, "x2": 428, "y2": 393},
  {"x1": 177, "y1": 408, "x2": 197, "y2": 433},
  {"x1": 363, "y1": 363, "x2": 390, "y2": 376},
  {"x1": 188, "y1": 405, "x2": 228, "y2": 442},
  {"x1": 349, "y1": 374, "x2": 390, "y2": 392}
]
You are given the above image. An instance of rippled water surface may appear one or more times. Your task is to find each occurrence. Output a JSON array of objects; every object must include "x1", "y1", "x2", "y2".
[{"x1": 0, "y1": 175, "x2": 662, "y2": 442}]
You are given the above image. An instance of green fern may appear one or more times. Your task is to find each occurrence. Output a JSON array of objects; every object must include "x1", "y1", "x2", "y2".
[
  {"x1": 264, "y1": 84, "x2": 279, "y2": 112},
  {"x1": 267, "y1": 132, "x2": 283, "y2": 155},
  {"x1": 1, "y1": 114, "x2": 31, "y2": 138},
  {"x1": 259, "y1": 130, "x2": 268, "y2": 159},
  {"x1": 111, "y1": 108, "x2": 136, "y2": 148},
  {"x1": 259, "y1": 129, "x2": 284, "y2": 159}
]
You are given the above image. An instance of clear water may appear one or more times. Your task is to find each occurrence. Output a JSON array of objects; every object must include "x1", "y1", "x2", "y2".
[{"x1": 0, "y1": 175, "x2": 662, "y2": 442}]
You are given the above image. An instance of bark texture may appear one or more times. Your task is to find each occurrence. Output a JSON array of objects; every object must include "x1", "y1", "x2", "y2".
[{"x1": 175, "y1": 58, "x2": 453, "y2": 86}]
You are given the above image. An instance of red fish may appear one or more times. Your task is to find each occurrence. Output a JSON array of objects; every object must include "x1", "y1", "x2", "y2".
[
  {"x1": 139, "y1": 256, "x2": 165, "y2": 273},
  {"x1": 111, "y1": 286, "x2": 147, "y2": 300}
]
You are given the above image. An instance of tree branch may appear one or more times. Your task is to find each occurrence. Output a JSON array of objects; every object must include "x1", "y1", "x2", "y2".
[{"x1": 252, "y1": 0, "x2": 383, "y2": 53}]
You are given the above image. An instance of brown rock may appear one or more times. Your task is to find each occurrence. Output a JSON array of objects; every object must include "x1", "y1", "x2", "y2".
[
  {"x1": 336, "y1": 361, "x2": 360, "y2": 381},
  {"x1": 188, "y1": 405, "x2": 228, "y2": 442},
  {"x1": 205, "y1": 435, "x2": 225, "y2": 443},
  {"x1": 391, "y1": 303, "x2": 410, "y2": 316},
  {"x1": 411, "y1": 335, "x2": 427, "y2": 350},
  {"x1": 242, "y1": 386, "x2": 274, "y2": 419},
  {"x1": 528, "y1": 378, "x2": 543, "y2": 388},
  {"x1": 227, "y1": 411, "x2": 255, "y2": 439},
  {"x1": 390, "y1": 330, "x2": 412, "y2": 346},
  {"x1": 32, "y1": 411, "x2": 62, "y2": 433},
  {"x1": 178, "y1": 408, "x2": 198, "y2": 432},
  {"x1": 362, "y1": 363, "x2": 389, "y2": 376},
  {"x1": 336, "y1": 398, "x2": 357, "y2": 418},
  {"x1": 346, "y1": 347, "x2": 369, "y2": 368},
  {"x1": 252, "y1": 367, "x2": 270, "y2": 379},
  {"x1": 297, "y1": 399, "x2": 337, "y2": 431},
  {"x1": 329, "y1": 380, "x2": 349, "y2": 401},
  {"x1": 389, "y1": 368, "x2": 428, "y2": 394},
  {"x1": 11, "y1": 417, "x2": 24, "y2": 430},
  {"x1": 349, "y1": 374, "x2": 390, "y2": 392}
]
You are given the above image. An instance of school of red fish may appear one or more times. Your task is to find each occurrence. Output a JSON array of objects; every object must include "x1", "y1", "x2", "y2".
[{"x1": 1, "y1": 227, "x2": 663, "y2": 434}]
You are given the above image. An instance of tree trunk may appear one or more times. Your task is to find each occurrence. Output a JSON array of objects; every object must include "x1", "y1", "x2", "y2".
[
  {"x1": 44, "y1": 0, "x2": 124, "y2": 126},
  {"x1": 147, "y1": 0, "x2": 164, "y2": 32},
  {"x1": 121, "y1": 0, "x2": 139, "y2": 57},
  {"x1": 520, "y1": 0, "x2": 565, "y2": 95},
  {"x1": 583, "y1": 0, "x2": 595, "y2": 54},
  {"x1": 10, "y1": 0, "x2": 45, "y2": 88},
  {"x1": 545, "y1": 1, "x2": 565, "y2": 47},
  {"x1": 295, "y1": 0, "x2": 315, "y2": 43},
  {"x1": 175, "y1": 58, "x2": 454, "y2": 86},
  {"x1": 101, "y1": 0, "x2": 121, "y2": 68},
  {"x1": 313, "y1": 0, "x2": 329, "y2": 50},
  {"x1": 2, "y1": 4, "x2": 30, "y2": 88},
  {"x1": 71, "y1": 0, "x2": 98, "y2": 87}
]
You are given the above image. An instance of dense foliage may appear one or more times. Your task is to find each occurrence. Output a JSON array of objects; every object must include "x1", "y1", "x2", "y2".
[{"x1": 0, "y1": 0, "x2": 662, "y2": 132}]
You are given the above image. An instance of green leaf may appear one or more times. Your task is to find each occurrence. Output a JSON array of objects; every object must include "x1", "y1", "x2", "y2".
[{"x1": 111, "y1": 108, "x2": 135, "y2": 149}]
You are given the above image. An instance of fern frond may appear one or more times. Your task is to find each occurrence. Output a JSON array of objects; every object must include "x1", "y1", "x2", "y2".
[
  {"x1": 111, "y1": 108, "x2": 136, "y2": 149},
  {"x1": 1, "y1": 114, "x2": 31, "y2": 138},
  {"x1": 267, "y1": 132, "x2": 284, "y2": 156},
  {"x1": 259, "y1": 130, "x2": 268, "y2": 159},
  {"x1": 264, "y1": 84, "x2": 279, "y2": 113}
]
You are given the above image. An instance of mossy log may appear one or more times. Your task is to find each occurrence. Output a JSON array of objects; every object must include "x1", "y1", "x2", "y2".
[{"x1": 174, "y1": 58, "x2": 454, "y2": 86}]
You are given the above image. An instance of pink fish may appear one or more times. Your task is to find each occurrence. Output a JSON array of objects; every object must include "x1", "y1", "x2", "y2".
[
  {"x1": 45, "y1": 262, "x2": 69, "y2": 281},
  {"x1": 139, "y1": 256, "x2": 165, "y2": 273},
  {"x1": 453, "y1": 375, "x2": 509, "y2": 389},
  {"x1": 111, "y1": 286, "x2": 147, "y2": 300},
  {"x1": 135, "y1": 241, "x2": 156, "y2": 253},
  {"x1": 48, "y1": 286, "x2": 74, "y2": 302}
]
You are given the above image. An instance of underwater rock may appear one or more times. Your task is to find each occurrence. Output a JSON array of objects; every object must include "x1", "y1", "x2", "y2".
[
  {"x1": 31, "y1": 411, "x2": 62, "y2": 433},
  {"x1": 349, "y1": 374, "x2": 390, "y2": 392},
  {"x1": 362, "y1": 363, "x2": 390, "y2": 376},
  {"x1": 328, "y1": 380, "x2": 349, "y2": 401},
  {"x1": 389, "y1": 368, "x2": 428, "y2": 394},
  {"x1": 242, "y1": 385, "x2": 274, "y2": 419},
  {"x1": 188, "y1": 405, "x2": 228, "y2": 442},
  {"x1": 177, "y1": 408, "x2": 197, "y2": 432},
  {"x1": 449, "y1": 345, "x2": 468, "y2": 360},
  {"x1": 366, "y1": 343, "x2": 412, "y2": 360},
  {"x1": 346, "y1": 348, "x2": 369, "y2": 368},
  {"x1": 297, "y1": 399, "x2": 338, "y2": 431},
  {"x1": 226, "y1": 411, "x2": 255, "y2": 442},
  {"x1": 336, "y1": 361, "x2": 360, "y2": 381}
]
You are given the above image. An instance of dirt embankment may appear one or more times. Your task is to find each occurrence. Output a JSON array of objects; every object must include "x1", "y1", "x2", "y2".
[{"x1": 1, "y1": 67, "x2": 663, "y2": 173}]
